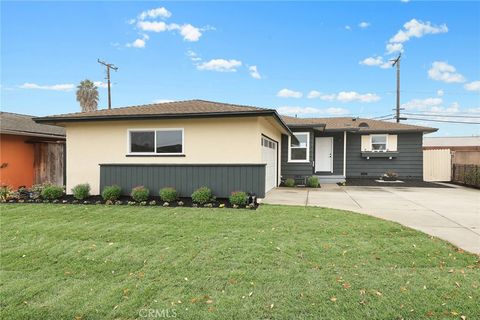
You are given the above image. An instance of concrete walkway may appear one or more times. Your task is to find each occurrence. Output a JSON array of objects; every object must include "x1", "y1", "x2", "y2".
[{"x1": 262, "y1": 184, "x2": 480, "y2": 254}]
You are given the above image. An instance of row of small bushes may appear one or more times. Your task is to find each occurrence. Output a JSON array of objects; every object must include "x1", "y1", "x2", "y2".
[
  {"x1": 1, "y1": 183, "x2": 252, "y2": 207},
  {"x1": 284, "y1": 176, "x2": 319, "y2": 188}
]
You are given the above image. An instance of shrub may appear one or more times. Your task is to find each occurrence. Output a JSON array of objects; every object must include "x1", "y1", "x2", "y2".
[
  {"x1": 284, "y1": 178, "x2": 295, "y2": 187},
  {"x1": 71, "y1": 184, "x2": 90, "y2": 200},
  {"x1": 131, "y1": 186, "x2": 149, "y2": 202},
  {"x1": 307, "y1": 176, "x2": 319, "y2": 188},
  {"x1": 191, "y1": 187, "x2": 213, "y2": 205},
  {"x1": 229, "y1": 191, "x2": 249, "y2": 206},
  {"x1": 41, "y1": 185, "x2": 64, "y2": 200},
  {"x1": 0, "y1": 186, "x2": 12, "y2": 201},
  {"x1": 159, "y1": 187, "x2": 178, "y2": 202},
  {"x1": 102, "y1": 185, "x2": 122, "y2": 201}
]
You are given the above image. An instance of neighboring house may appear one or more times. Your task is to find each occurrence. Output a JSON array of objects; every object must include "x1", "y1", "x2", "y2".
[
  {"x1": 34, "y1": 100, "x2": 436, "y2": 197},
  {"x1": 0, "y1": 112, "x2": 66, "y2": 189}
]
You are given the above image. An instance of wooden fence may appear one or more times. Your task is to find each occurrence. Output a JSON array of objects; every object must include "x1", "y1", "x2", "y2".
[{"x1": 452, "y1": 164, "x2": 480, "y2": 188}]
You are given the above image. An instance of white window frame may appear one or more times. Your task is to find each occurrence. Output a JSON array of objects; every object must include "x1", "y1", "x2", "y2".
[
  {"x1": 288, "y1": 132, "x2": 310, "y2": 163},
  {"x1": 370, "y1": 134, "x2": 388, "y2": 152},
  {"x1": 127, "y1": 128, "x2": 185, "y2": 155}
]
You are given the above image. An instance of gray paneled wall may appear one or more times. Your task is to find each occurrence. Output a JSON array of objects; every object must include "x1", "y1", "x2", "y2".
[
  {"x1": 346, "y1": 132, "x2": 423, "y2": 178},
  {"x1": 100, "y1": 164, "x2": 266, "y2": 198}
]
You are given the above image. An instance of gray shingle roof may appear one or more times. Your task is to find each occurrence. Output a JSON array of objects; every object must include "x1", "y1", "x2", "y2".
[
  {"x1": 281, "y1": 116, "x2": 437, "y2": 133},
  {"x1": 0, "y1": 112, "x2": 65, "y2": 138}
]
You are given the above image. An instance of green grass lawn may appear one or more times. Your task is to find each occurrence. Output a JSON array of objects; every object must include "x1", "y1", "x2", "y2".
[{"x1": 1, "y1": 204, "x2": 478, "y2": 319}]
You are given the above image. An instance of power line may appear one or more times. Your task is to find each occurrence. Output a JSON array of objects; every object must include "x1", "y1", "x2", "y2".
[
  {"x1": 403, "y1": 112, "x2": 480, "y2": 119},
  {"x1": 405, "y1": 117, "x2": 480, "y2": 125}
]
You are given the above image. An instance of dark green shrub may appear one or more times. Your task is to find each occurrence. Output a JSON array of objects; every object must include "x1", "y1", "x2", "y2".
[
  {"x1": 71, "y1": 184, "x2": 90, "y2": 200},
  {"x1": 159, "y1": 187, "x2": 178, "y2": 202},
  {"x1": 102, "y1": 185, "x2": 122, "y2": 201},
  {"x1": 131, "y1": 186, "x2": 149, "y2": 202},
  {"x1": 229, "y1": 191, "x2": 248, "y2": 206},
  {"x1": 307, "y1": 176, "x2": 319, "y2": 188},
  {"x1": 41, "y1": 185, "x2": 64, "y2": 200},
  {"x1": 191, "y1": 187, "x2": 213, "y2": 205},
  {"x1": 284, "y1": 178, "x2": 295, "y2": 187}
]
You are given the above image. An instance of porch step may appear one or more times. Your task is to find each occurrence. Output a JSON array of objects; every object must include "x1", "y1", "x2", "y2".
[{"x1": 316, "y1": 175, "x2": 346, "y2": 184}]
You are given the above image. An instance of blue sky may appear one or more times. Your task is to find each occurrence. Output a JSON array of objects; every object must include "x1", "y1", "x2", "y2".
[{"x1": 1, "y1": 1, "x2": 479, "y2": 136}]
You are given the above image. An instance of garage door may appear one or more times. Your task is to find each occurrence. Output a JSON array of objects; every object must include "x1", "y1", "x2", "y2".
[{"x1": 262, "y1": 136, "x2": 277, "y2": 193}]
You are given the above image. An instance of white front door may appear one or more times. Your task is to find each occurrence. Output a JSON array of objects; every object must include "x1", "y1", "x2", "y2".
[
  {"x1": 315, "y1": 137, "x2": 333, "y2": 172},
  {"x1": 262, "y1": 136, "x2": 277, "y2": 193}
]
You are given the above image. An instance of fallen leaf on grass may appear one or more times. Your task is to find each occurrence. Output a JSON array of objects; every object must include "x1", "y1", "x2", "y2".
[
  {"x1": 270, "y1": 303, "x2": 274, "y2": 309},
  {"x1": 426, "y1": 311, "x2": 434, "y2": 317},
  {"x1": 206, "y1": 300, "x2": 213, "y2": 304},
  {"x1": 455, "y1": 282, "x2": 461, "y2": 288},
  {"x1": 342, "y1": 282, "x2": 351, "y2": 289},
  {"x1": 375, "y1": 291, "x2": 382, "y2": 296},
  {"x1": 330, "y1": 297, "x2": 337, "y2": 302}
]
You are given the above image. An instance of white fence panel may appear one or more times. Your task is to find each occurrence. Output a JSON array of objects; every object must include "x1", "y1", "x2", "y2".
[{"x1": 423, "y1": 149, "x2": 452, "y2": 181}]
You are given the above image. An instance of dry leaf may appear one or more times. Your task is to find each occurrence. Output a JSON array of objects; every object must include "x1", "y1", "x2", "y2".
[
  {"x1": 455, "y1": 282, "x2": 461, "y2": 288},
  {"x1": 375, "y1": 291, "x2": 382, "y2": 296},
  {"x1": 190, "y1": 298, "x2": 198, "y2": 303},
  {"x1": 249, "y1": 292, "x2": 253, "y2": 297},
  {"x1": 330, "y1": 297, "x2": 337, "y2": 302},
  {"x1": 206, "y1": 300, "x2": 213, "y2": 304},
  {"x1": 342, "y1": 282, "x2": 351, "y2": 289},
  {"x1": 460, "y1": 316, "x2": 466, "y2": 320},
  {"x1": 426, "y1": 311, "x2": 434, "y2": 317},
  {"x1": 270, "y1": 303, "x2": 274, "y2": 309}
]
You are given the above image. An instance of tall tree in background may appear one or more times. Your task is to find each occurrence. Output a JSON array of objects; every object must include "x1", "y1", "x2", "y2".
[{"x1": 76, "y1": 80, "x2": 99, "y2": 112}]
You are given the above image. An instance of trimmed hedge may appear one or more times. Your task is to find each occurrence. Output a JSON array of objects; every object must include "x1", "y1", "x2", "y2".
[
  {"x1": 102, "y1": 185, "x2": 122, "y2": 201},
  {"x1": 41, "y1": 185, "x2": 64, "y2": 200},
  {"x1": 191, "y1": 187, "x2": 214, "y2": 205},
  {"x1": 131, "y1": 186, "x2": 149, "y2": 202},
  {"x1": 159, "y1": 187, "x2": 178, "y2": 202}
]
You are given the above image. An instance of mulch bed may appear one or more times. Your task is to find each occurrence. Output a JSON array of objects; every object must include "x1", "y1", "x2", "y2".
[
  {"x1": 341, "y1": 178, "x2": 453, "y2": 188},
  {"x1": 2, "y1": 195, "x2": 258, "y2": 209}
]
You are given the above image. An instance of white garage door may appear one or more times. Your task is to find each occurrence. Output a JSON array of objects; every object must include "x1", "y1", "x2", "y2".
[{"x1": 262, "y1": 136, "x2": 277, "y2": 193}]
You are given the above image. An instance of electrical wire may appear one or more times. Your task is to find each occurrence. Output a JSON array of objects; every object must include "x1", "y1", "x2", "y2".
[
  {"x1": 403, "y1": 112, "x2": 480, "y2": 119},
  {"x1": 404, "y1": 117, "x2": 480, "y2": 125}
]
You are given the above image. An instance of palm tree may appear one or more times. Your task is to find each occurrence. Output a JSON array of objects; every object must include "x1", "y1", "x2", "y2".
[{"x1": 76, "y1": 80, "x2": 99, "y2": 112}]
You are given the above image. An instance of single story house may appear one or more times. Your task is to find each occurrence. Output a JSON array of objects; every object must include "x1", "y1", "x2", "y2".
[
  {"x1": 0, "y1": 112, "x2": 66, "y2": 189},
  {"x1": 34, "y1": 100, "x2": 436, "y2": 197}
]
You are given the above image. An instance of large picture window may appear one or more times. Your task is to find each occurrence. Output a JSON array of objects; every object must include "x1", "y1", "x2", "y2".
[
  {"x1": 288, "y1": 132, "x2": 309, "y2": 162},
  {"x1": 371, "y1": 134, "x2": 387, "y2": 151},
  {"x1": 128, "y1": 129, "x2": 184, "y2": 155}
]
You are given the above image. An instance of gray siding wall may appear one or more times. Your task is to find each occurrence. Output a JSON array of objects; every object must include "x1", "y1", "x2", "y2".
[
  {"x1": 281, "y1": 130, "x2": 424, "y2": 179},
  {"x1": 100, "y1": 164, "x2": 266, "y2": 198},
  {"x1": 280, "y1": 130, "x2": 344, "y2": 177},
  {"x1": 280, "y1": 129, "x2": 314, "y2": 177},
  {"x1": 345, "y1": 132, "x2": 424, "y2": 178}
]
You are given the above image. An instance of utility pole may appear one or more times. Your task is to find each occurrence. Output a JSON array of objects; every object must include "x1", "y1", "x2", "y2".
[
  {"x1": 391, "y1": 54, "x2": 402, "y2": 123},
  {"x1": 97, "y1": 59, "x2": 118, "y2": 109}
]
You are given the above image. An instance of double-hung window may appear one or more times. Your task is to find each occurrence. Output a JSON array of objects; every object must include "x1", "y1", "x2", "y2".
[
  {"x1": 128, "y1": 129, "x2": 184, "y2": 155},
  {"x1": 288, "y1": 132, "x2": 309, "y2": 162},
  {"x1": 371, "y1": 134, "x2": 387, "y2": 152}
]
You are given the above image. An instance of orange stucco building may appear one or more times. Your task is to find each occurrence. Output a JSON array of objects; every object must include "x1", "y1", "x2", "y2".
[{"x1": 0, "y1": 112, "x2": 65, "y2": 189}]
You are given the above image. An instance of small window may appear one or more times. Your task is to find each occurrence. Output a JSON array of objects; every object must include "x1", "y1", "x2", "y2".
[
  {"x1": 288, "y1": 132, "x2": 309, "y2": 162},
  {"x1": 129, "y1": 129, "x2": 183, "y2": 155},
  {"x1": 371, "y1": 134, "x2": 387, "y2": 151}
]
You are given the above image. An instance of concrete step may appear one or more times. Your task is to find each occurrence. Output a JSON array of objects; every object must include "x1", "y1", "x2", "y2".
[{"x1": 316, "y1": 175, "x2": 346, "y2": 184}]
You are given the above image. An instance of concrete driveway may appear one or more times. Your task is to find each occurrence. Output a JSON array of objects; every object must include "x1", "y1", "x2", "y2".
[{"x1": 262, "y1": 184, "x2": 480, "y2": 254}]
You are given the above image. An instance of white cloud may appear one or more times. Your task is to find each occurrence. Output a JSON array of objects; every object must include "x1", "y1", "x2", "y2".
[
  {"x1": 127, "y1": 38, "x2": 146, "y2": 48},
  {"x1": 153, "y1": 99, "x2": 175, "y2": 104},
  {"x1": 428, "y1": 61, "x2": 466, "y2": 83},
  {"x1": 176, "y1": 24, "x2": 202, "y2": 42},
  {"x1": 308, "y1": 90, "x2": 380, "y2": 103},
  {"x1": 345, "y1": 25, "x2": 351, "y2": 31},
  {"x1": 402, "y1": 97, "x2": 443, "y2": 111},
  {"x1": 187, "y1": 50, "x2": 202, "y2": 62},
  {"x1": 138, "y1": 7, "x2": 172, "y2": 20},
  {"x1": 249, "y1": 66, "x2": 261, "y2": 79},
  {"x1": 467, "y1": 107, "x2": 480, "y2": 113},
  {"x1": 437, "y1": 89, "x2": 444, "y2": 96},
  {"x1": 19, "y1": 82, "x2": 74, "y2": 91},
  {"x1": 389, "y1": 19, "x2": 448, "y2": 44},
  {"x1": 464, "y1": 80, "x2": 480, "y2": 91},
  {"x1": 358, "y1": 22, "x2": 370, "y2": 29},
  {"x1": 386, "y1": 19, "x2": 447, "y2": 55},
  {"x1": 197, "y1": 59, "x2": 242, "y2": 72},
  {"x1": 386, "y1": 43, "x2": 403, "y2": 54},
  {"x1": 359, "y1": 56, "x2": 391, "y2": 68},
  {"x1": 277, "y1": 106, "x2": 350, "y2": 116},
  {"x1": 277, "y1": 88, "x2": 303, "y2": 98},
  {"x1": 137, "y1": 21, "x2": 168, "y2": 32},
  {"x1": 337, "y1": 91, "x2": 380, "y2": 103},
  {"x1": 93, "y1": 81, "x2": 108, "y2": 89}
]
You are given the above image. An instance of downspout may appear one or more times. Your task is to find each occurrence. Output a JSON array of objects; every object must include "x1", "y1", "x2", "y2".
[{"x1": 343, "y1": 131, "x2": 347, "y2": 177}]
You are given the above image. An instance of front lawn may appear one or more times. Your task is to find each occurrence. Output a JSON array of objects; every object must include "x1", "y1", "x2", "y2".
[{"x1": 1, "y1": 204, "x2": 478, "y2": 319}]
